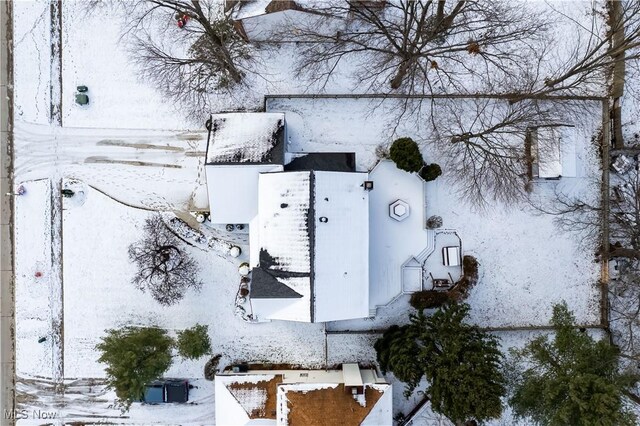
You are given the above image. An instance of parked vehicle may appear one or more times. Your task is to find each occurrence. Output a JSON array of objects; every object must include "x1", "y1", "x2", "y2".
[{"x1": 142, "y1": 379, "x2": 189, "y2": 403}]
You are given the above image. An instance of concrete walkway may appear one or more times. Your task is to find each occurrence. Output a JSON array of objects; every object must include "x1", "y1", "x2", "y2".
[{"x1": 1, "y1": 0, "x2": 16, "y2": 424}]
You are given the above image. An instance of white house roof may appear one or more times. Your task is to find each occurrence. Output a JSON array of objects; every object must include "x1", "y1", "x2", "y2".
[
  {"x1": 251, "y1": 171, "x2": 370, "y2": 323},
  {"x1": 313, "y1": 171, "x2": 369, "y2": 322},
  {"x1": 206, "y1": 164, "x2": 283, "y2": 224},
  {"x1": 206, "y1": 113, "x2": 285, "y2": 164},
  {"x1": 251, "y1": 276, "x2": 312, "y2": 323},
  {"x1": 257, "y1": 171, "x2": 312, "y2": 274},
  {"x1": 537, "y1": 126, "x2": 576, "y2": 178},
  {"x1": 342, "y1": 363, "x2": 364, "y2": 387}
]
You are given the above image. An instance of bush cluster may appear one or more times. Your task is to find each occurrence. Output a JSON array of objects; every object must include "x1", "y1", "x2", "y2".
[
  {"x1": 410, "y1": 290, "x2": 451, "y2": 310},
  {"x1": 450, "y1": 255, "x2": 479, "y2": 302}
]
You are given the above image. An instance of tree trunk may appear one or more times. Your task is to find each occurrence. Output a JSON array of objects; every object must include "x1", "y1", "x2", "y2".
[{"x1": 390, "y1": 60, "x2": 411, "y2": 89}]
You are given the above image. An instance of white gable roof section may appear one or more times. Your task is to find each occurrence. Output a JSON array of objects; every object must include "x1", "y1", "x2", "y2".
[
  {"x1": 206, "y1": 164, "x2": 283, "y2": 224},
  {"x1": 313, "y1": 171, "x2": 370, "y2": 322},
  {"x1": 258, "y1": 171, "x2": 312, "y2": 274},
  {"x1": 206, "y1": 112, "x2": 285, "y2": 164}
]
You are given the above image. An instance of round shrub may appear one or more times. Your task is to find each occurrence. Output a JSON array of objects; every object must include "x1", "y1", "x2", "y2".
[
  {"x1": 389, "y1": 137, "x2": 424, "y2": 173},
  {"x1": 426, "y1": 215, "x2": 443, "y2": 229},
  {"x1": 420, "y1": 163, "x2": 442, "y2": 181},
  {"x1": 177, "y1": 324, "x2": 212, "y2": 360}
]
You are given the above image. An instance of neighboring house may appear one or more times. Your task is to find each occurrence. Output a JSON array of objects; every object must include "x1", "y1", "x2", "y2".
[
  {"x1": 214, "y1": 363, "x2": 392, "y2": 425},
  {"x1": 228, "y1": 0, "x2": 342, "y2": 42},
  {"x1": 205, "y1": 113, "x2": 371, "y2": 323}
]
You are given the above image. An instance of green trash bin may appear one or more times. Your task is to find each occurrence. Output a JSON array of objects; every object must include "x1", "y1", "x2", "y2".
[{"x1": 75, "y1": 93, "x2": 89, "y2": 105}]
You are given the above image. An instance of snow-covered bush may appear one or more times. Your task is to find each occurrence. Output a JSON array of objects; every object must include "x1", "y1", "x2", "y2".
[
  {"x1": 450, "y1": 255, "x2": 479, "y2": 301},
  {"x1": 204, "y1": 354, "x2": 222, "y2": 380},
  {"x1": 426, "y1": 215, "x2": 443, "y2": 229}
]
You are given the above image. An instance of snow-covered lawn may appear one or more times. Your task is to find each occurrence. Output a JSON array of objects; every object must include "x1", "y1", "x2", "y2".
[
  {"x1": 62, "y1": 184, "x2": 327, "y2": 379},
  {"x1": 13, "y1": 0, "x2": 51, "y2": 124},
  {"x1": 60, "y1": 2, "x2": 189, "y2": 130},
  {"x1": 269, "y1": 97, "x2": 603, "y2": 328},
  {"x1": 14, "y1": 180, "x2": 54, "y2": 378}
]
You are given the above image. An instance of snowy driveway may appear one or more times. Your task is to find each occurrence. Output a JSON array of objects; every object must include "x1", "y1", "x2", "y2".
[{"x1": 14, "y1": 120, "x2": 209, "y2": 211}]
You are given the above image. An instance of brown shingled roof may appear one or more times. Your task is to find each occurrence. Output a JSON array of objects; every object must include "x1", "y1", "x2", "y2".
[
  {"x1": 286, "y1": 384, "x2": 383, "y2": 426},
  {"x1": 227, "y1": 375, "x2": 283, "y2": 419}
]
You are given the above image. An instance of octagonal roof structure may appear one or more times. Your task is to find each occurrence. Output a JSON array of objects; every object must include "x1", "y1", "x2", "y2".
[{"x1": 389, "y1": 199, "x2": 410, "y2": 222}]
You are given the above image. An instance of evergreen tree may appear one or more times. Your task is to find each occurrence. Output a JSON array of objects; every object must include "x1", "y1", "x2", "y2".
[
  {"x1": 375, "y1": 303, "x2": 506, "y2": 424},
  {"x1": 508, "y1": 302, "x2": 638, "y2": 426},
  {"x1": 96, "y1": 326, "x2": 174, "y2": 409},
  {"x1": 418, "y1": 303, "x2": 505, "y2": 424},
  {"x1": 389, "y1": 137, "x2": 424, "y2": 173},
  {"x1": 374, "y1": 324, "x2": 423, "y2": 393},
  {"x1": 177, "y1": 324, "x2": 212, "y2": 360}
]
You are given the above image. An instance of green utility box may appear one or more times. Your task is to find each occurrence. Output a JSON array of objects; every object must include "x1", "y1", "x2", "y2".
[{"x1": 75, "y1": 93, "x2": 89, "y2": 105}]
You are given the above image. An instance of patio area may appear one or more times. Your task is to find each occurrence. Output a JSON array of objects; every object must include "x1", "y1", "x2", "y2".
[
  {"x1": 423, "y1": 231, "x2": 463, "y2": 291},
  {"x1": 368, "y1": 161, "x2": 463, "y2": 311}
]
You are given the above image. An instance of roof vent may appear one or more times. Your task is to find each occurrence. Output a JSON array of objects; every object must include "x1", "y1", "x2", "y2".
[
  {"x1": 319, "y1": 217, "x2": 328, "y2": 223},
  {"x1": 363, "y1": 181, "x2": 374, "y2": 191}
]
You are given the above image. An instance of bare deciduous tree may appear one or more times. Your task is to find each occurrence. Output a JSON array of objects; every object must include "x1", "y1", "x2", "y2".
[
  {"x1": 427, "y1": 98, "x2": 567, "y2": 207},
  {"x1": 291, "y1": 0, "x2": 546, "y2": 93},
  {"x1": 609, "y1": 259, "x2": 640, "y2": 359},
  {"x1": 128, "y1": 214, "x2": 203, "y2": 306},
  {"x1": 537, "y1": 169, "x2": 640, "y2": 260},
  {"x1": 123, "y1": 0, "x2": 252, "y2": 121},
  {"x1": 527, "y1": 1, "x2": 640, "y2": 98}
]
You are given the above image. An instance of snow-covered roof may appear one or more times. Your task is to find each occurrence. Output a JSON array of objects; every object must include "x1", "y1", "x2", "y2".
[
  {"x1": 278, "y1": 383, "x2": 392, "y2": 426},
  {"x1": 537, "y1": 126, "x2": 575, "y2": 178},
  {"x1": 233, "y1": 0, "x2": 273, "y2": 20},
  {"x1": 231, "y1": 1, "x2": 343, "y2": 42},
  {"x1": 342, "y1": 363, "x2": 364, "y2": 387},
  {"x1": 257, "y1": 171, "x2": 312, "y2": 275},
  {"x1": 313, "y1": 171, "x2": 370, "y2": 322},
  {"x1": 251, "y1": 277, "x2": 312, "y2": 323},
  {"x1": 205, "y1": 164, "x2": 283, "y2": 224},
  {"x1": 206, "y1": 113, "x2": 285, "y2": 164},
  {"x1": 215, "y1": 374, "x2": 280, "y2": 425},
  {"x1": 251, "y1": 171, "x2": 370, "y2": 323},
  {"x1": 215, "y1": 367, "x2": 392, "y2": 426},
  {"x1": 251, "y1": 171, "x2": 313, "y2": 322}
]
